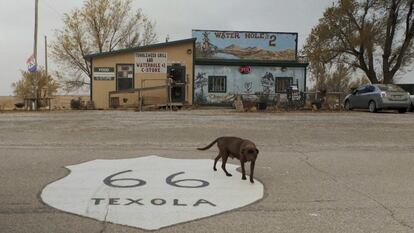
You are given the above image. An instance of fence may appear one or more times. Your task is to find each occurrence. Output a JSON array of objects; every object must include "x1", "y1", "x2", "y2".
[
  {"x1": 234, "y1": 91, "x2": 347, "y2": 111},
  {"x1": 108, "y1": 78, "x2": 187, "y2": 111},
  {"x1": 304, "y1": 91, "x2": 346, "y2": 111}
]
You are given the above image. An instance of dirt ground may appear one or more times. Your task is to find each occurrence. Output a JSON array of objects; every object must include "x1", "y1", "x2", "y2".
[{"x1": 0, "y1": 110, "x2": 413, "y2": 233}]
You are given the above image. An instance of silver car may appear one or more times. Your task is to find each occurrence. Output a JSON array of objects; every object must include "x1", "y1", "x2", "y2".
[{"x1": 344, "y1": 84, "x2": 411, "y2": 113}]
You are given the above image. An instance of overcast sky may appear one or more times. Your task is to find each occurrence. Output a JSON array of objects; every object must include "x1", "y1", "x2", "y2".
[{"x1": 0, "y1": 0, "x2": 412, "y2": 96}]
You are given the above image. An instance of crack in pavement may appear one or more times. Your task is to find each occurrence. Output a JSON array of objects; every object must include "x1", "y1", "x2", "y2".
[
  {"x1": 238, "y1": 206, "x2": 414, "y2": 213},
  {"x1": 291, "y1": 148, "x2": 413, "y2": 231},
  {"x1": 98, "y1": 203, "x2": 110, "y2": 233}
]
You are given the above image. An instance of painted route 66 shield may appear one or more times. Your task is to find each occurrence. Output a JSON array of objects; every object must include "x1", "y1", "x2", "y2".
[{"x1": 41, "y1": 156, "x2": 264, "y2": 230}]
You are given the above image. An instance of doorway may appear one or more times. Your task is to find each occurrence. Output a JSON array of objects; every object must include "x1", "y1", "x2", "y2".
[{"x1": 168, "y1": 64, "x2": 186, "y2": 103}]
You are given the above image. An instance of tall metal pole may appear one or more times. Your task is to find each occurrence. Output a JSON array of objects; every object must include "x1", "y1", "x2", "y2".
[{"x1": 45, "y1": 35, "x2": 49, "y2": 109}]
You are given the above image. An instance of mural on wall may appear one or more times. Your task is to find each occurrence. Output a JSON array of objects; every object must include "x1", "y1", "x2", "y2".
[
  {"x1": 194, "y1": 65, "x2": 305, "y2": 105},
  {"x1": 193, "y1": 30, "x2": 298, "y2": 61},
  {"x1": 244, "y1": 82, "x2": 253, "y2": 94},
  {"x1": 194, "y1": 72, "x2": 208, "y2": 104},
  {"x1": 207, "y1": 93, "x2": 236, "y2": 103},
  {"x1": 194, "y1": 71, "x2": 237, "y2": 105},
  {"x1": 261, "y1": 72, "x2": 275, "y2": 94}
]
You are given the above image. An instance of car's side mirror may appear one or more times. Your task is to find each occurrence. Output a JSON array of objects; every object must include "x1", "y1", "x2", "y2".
[{"x1": 352, "y1": 90, "x2": 358, "y2": 95}]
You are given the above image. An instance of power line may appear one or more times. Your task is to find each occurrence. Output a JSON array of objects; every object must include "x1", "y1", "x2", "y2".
[{"x1": 41, "y1": 0, "x2": 63, "y2": 18}]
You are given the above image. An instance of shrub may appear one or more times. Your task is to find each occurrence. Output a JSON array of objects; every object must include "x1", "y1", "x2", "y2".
[{"x1": 70, "y1": 98, "x2": 84, "y2": 110}]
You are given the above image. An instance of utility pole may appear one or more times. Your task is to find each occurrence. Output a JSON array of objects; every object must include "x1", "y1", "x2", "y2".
[
  {"x1": 34, "y1": 0, "x2": 38, "y2": 66},
  {"x1": 45, "y1": 35, "x2": 48, "y2": 75},
  {"x1": 34, "y1": 0, "x2": 39, "y2": 110}
]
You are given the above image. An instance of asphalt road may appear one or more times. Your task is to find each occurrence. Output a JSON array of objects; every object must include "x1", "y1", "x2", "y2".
[{"x1": 0, "y1": 110, "x2": 413, "y2": 233}]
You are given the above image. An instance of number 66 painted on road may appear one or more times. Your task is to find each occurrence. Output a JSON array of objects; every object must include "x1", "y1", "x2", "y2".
[{"x1": 103, "y1": 170, "x2": 210, "y2": 189}]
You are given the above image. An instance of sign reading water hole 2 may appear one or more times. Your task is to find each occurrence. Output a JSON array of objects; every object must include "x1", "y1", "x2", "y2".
[{"x1": 41, "y1": 156, "x2": 264, "y2": 230}]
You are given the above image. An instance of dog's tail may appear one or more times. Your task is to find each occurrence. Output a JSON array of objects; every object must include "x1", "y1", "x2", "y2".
[{"x1": 197, "y1": 138, "x2": 218, "y2": 151}]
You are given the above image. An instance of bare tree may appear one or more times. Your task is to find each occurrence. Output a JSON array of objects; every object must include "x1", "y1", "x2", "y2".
[
  {"x1": 304, "y1": 0, "x2": 414, "y2": 84},
  {"x1": 52, "y1": 0, "x2": 157, "y2": 92}
]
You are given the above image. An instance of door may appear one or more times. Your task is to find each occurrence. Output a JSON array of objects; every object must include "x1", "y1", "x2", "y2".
[
  {"x1": 360, "y1": 85, "x2": 376, "y2": 108},
  {"x1": 116, "y1": 64, "x2": 134, "y2": 91},
  {"x1": 349, "y1": 86, "x2": 366, "y2": 108},
  {"x1": 168, "y1": 65, "x2": 186, "y2": 103}
]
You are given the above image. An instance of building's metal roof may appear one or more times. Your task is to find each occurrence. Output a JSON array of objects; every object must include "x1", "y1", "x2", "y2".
[
  {"x1": 195, "y1": 59, "x2": 309, "y2": 67},
  {"x1": 84, "y1": 38, "x2": 196, "y2": 60}
]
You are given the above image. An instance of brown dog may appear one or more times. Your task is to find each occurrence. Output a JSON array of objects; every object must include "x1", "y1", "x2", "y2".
[{"x1": 197, "y1": 137, "x2": 259, "y2": 183}]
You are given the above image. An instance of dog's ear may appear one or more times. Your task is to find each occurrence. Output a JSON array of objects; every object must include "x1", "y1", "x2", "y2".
[{"x1": 255, "y1": 149, "x2": 259, "y2": 154}]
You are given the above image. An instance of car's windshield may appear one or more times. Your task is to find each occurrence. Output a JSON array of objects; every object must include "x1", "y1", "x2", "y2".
[{"x1": 375, "y1": 84, "x2": 405, "y2": 92}]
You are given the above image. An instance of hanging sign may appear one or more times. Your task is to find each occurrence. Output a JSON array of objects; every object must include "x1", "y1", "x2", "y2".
[
  {"x1": 41, "y1": 156, "x2": 264, "y2": 230},
  {"x1": 136, "y1": 52, "x2": 167, "y2": 73}
]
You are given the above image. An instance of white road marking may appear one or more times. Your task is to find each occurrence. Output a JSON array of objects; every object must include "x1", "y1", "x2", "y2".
[{"x1": 41, "y1": 156, "x2": 264, "y2": 230}]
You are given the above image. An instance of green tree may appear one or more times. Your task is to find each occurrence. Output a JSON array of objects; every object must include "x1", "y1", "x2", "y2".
[
  {"x1": 304, "y1": 0, "x2": 414, "y2": 84},
  {"x1": 52, "y1": 0, "x2": 157, "y2": 92},
  {"x1": 12, "y1": 68, "x2": 60, "y2": 106}
]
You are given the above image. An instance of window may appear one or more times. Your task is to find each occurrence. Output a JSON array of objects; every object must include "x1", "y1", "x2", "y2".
[
  {"x1": 366, "y1": 85, "x2": 376, "y2": 93},
  {"x1": 376, "y1": 84, "x2": 405, "y2": 92},
  {"x1": 356, "y1": 85, "x2": 367, "y2": 94},
  {"x1": 116, "y1": 64, "x2": 134, "y2": 91},
  {"x1": 208, "y1": 76, "x2": 227, "y2": 93},
  {"x1": 276, "y1": 77, "x2": 292, "y2": 93}
]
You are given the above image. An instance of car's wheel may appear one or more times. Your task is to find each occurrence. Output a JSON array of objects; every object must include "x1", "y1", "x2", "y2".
[
  {"x1": 368, "y1": 101, "x2": 377, "y2": 113},
  {"x1": 344, "y1": 100, "x2": 352, "y2": 111},
  {"x1": 398, "y1": 108, "x2": 407, "y2": 114}
]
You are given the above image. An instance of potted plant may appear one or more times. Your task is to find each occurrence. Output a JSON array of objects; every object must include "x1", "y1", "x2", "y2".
[{"x1": 256, "y1": 92, "x2": 269, "y2": 111}]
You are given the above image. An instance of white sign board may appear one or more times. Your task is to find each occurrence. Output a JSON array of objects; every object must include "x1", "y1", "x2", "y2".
[
  {"x1": 93, "y1": 67, "x2": 115, "y2": 81},
  {"x1": 41, "y1": 156, "x2": 263, "y2": 230},
  {"x1": 135, "y1": 52, "x2": 167, "y2": 73}
]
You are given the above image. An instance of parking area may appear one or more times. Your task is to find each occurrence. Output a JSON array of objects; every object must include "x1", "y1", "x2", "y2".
[{"x1": 0, "y1": 110, "x2": 413, "y2": 233}]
